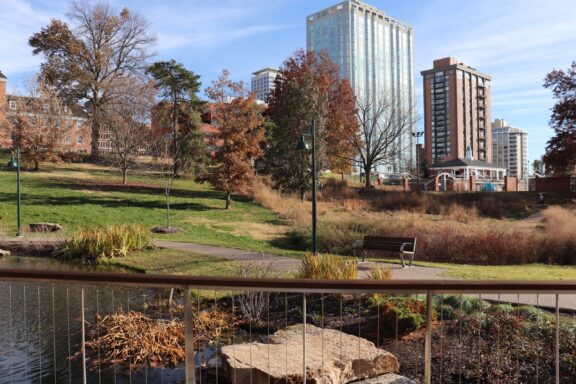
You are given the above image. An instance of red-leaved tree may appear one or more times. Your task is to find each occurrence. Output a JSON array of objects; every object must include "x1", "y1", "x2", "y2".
[
  {"x1": 204, "y1": 70, "x2": 265, "y2": 209},
  {"x1": 543, "y1": 61, "x2": 576, "y2": 175}
]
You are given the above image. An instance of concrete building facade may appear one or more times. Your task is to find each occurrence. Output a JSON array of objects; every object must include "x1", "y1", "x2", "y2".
[
  {"x1": 491, "y1": 118, "x2": 529, "y2": 182},
  {"x1": 306, "y1": 0, "x2": 416, "y2": 173},
  {"x1": 251, "y1": 68, "x2": 280, "y2": 102},
  {"x1": 421, "y1": 57, "x2": 492, "y2": 165}
]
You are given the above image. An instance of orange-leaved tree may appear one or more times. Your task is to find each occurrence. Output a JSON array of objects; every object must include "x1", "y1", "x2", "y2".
[{"x1": 204, "y1": 70, "x2": 265, "y2": 209}]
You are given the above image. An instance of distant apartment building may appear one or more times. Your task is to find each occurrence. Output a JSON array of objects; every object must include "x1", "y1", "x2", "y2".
[
  {"x1": 0, "y1": 70, "x2": 91, "y2": 153},
  {"x1": 251, "y1": 68, "x2": 279, "y2": 102},
  {"x1": 421, "y1": 57, "x2": 492, "y2": 165},
  {"x1": 492, "y1": 118, "x2": 529, "y2": 181},
  {"x1": 306, "y1": 0, "x2": 416, "y2": 173}
]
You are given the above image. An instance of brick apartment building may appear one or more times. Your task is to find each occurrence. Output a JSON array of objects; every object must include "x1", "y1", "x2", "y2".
[
  {"x1": 0, "y1": 70, "x2": 104, "y2": 154},
  {"x1": 421, "y1": 57, "x2": 492, "y2": 165}
]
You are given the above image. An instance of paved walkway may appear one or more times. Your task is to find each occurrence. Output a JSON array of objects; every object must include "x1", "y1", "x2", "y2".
[
  {"x1": 513, "y1": 209, "x2": 546, "y2": 233},
  {"x1": 153, "y1": 240, "x2": 447, "y2": 280}
]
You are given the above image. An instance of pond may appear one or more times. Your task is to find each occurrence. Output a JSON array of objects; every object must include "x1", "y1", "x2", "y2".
[{"x1": 0, "y1": 256, "x2": 195, "y2": 383}]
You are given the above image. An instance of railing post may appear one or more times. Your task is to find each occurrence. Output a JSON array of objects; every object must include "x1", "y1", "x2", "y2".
[
  {"x1": 424, "y1": 291, "x2": 432, "y2": 384},
  {"x1": 81, "y1": 285, "x2": 87, "y2": 384},
  {"x1": 185, "y1": 288, "x2": 196, "y2": 384},
  {"x1": 303, "y1": 293, "x2": 307, "y2": 384},
  {"x1": 556, "y1": 294, "x2": 560, "y2": 384}
]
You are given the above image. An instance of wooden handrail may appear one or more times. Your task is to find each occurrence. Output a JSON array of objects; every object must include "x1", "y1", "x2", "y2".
[{"x1": 2, "y1": 268, "x2": 576, "y2": 293}]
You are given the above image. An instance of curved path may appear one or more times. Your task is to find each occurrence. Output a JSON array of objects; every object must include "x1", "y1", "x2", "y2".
[{"x1": 154, "y1": 240, "x2": 447, "y2": 280}]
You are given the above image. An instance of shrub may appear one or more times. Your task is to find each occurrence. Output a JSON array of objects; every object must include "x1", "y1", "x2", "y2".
[
  {"x1": 56, "y1": 224, "x2": 154, "y2": 262},
  {"x1": 441, "y1": 295, "x2": 491, "y2": 315},
  {"x1": 298, "y1": 253, "x2": 357, "y2": 280},
  {"x1": 371, "y1": 296, "x2": 431, "y2": 336}
]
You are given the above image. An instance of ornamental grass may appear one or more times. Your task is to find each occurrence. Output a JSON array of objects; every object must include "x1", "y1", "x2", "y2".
[{"x1": 56, "y1": 224, "x2": 154, "y2": 262}]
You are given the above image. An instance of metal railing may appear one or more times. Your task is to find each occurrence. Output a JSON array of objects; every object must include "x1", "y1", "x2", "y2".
[{"x1": 1, "y1": 269, "x2": 575, "y2": 383}]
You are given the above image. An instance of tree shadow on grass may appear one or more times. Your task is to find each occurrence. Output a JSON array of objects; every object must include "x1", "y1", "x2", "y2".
[
  {"x1": 0, "y1": 193, "x2": 216, "y2": 212},
  {"x1": 40, "y1": 178, "x2": 227, "y2": 201}
]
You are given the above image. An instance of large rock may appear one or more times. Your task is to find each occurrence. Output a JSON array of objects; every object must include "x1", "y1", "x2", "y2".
[
  {"x1": 0, "y1": 249, "x2": 10, "y2": 256},
  {"x1": 221, "y1": 324, "x2": 399, "y2": 384},
  {"x1": 29, "y1": 222, "x2": 62, "y2": 232}
]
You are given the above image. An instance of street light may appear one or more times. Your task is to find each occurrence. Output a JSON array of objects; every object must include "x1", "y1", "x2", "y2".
[
  {"x1": 412, "y1": 131, "x2": 424, "y2": 187},
  {"x1": 296, "y1": 120, "x2": 317, "y2": 255},
  {"x1": 9, "y1": 147, "x2": 22, "y2": 237}
]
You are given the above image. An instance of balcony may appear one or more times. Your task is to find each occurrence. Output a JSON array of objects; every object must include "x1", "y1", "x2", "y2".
[{"x1": 0, "y1": 269, "x2": 573, "y2": 384}]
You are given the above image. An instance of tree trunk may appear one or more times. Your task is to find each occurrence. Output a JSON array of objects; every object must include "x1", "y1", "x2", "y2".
[
  {"x1": 300, "y1": 189, "x2": 306, "y2": 201},
  {"x1": 166, "y1": 193, "x2": 171, "y2": 228},
  {"x1": 364, "y1": 167, "x2": 372, "y2": 188},
  {"x1": 225, "y1": 191, "x2": 232, "y2": 209},
  {"x1": 34, "y1": 160, "x2": 39, "y2": 172},
  {"x1": 122, "y1": 168, "x2": 128, "y2": 185},
  {"x1": 90, "y1": 106, "x2": 101, "y2": 159}
]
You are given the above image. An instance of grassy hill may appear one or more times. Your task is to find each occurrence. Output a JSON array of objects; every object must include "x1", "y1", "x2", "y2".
[{"x1": 0, "y1": 153, "x2": 296, "y2": 255}]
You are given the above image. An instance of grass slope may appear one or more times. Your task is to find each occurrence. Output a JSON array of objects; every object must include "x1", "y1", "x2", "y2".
[{"x1": 0, "y1": 157, "x2": 297, "y2": 255}]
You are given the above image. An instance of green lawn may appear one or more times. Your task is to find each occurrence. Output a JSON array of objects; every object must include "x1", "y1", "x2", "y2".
[
  {"x1": 0, "y1": 157, "x2": 301, "y2": 256},
  {"x1": 375, "y1": 257, "x2": 576, "y2": 280},
  {"x1": 100, "y1": 248, "x2": 238, "y2": 276}
]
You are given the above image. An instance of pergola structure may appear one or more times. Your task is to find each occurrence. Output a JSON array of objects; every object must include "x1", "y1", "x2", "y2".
[{"x1": 429, "y1": 158, "x2": 507, "y2": 191}]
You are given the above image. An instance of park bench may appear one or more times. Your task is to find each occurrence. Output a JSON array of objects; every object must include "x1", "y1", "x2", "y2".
[{"x1": 353, "y1": 236, "x2": 417, "y2": 268}]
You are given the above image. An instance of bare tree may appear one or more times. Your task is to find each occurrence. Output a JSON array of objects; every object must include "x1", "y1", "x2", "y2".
[
  {"x1": 29, "y1": 1, "x2": 156, "y2": 157},
  {"x1": 345, "y1": 93, "x2": 417, "y2": 188},
  {"x1": 5, "y1": 78, "x2": 74, "y2": 171},
  {"x1": 102, "y1": 76, "x2": 156, "y2": 184}
]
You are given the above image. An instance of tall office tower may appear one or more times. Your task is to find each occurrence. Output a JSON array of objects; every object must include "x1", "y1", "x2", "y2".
[
  {"x1": 306, "y1": 0, "x2": 416, "y2": 173},
  {"x1": 251, "y1": 68, "x2": 280, "y2": 102},
  {"x1": 492, "y1": 118, "x2": 529, "y2": 182},
  {"x1": 421, "y1": 57, "x2": 492, "y2": 165}
]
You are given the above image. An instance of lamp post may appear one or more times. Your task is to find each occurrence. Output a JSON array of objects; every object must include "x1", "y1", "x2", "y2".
[
  {"x1": 412, "y1": 131, "x2": 424, "y2": 186},
  {"x1": 10, "y1": 147, "x2": 22, "y2": 237},
  {"x1": 296, "y1": 120, "x2": 317, "y2": 255}
]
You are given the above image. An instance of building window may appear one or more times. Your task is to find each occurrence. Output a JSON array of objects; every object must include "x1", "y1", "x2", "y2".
[
  {"x1": 9, "y1": 101, "x2": 16, "y2": 110},
  {"x1": 65, "y1": 136, "x2": 72, "y2": 144},
  {"x1": 77, "y1": 135, "x2": 83, "y2": 144}
]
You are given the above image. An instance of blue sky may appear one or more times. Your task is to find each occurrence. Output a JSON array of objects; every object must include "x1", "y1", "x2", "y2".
[{"x1": 2, "y1": 0, "x2": 576, "y2": 163}]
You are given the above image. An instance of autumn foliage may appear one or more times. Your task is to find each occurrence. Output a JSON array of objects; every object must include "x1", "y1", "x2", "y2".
[
  {"x1": 543, "y1": 61, "x2": 576, "y2": 175},
  {"x1": 266, "y1": 49, "x2": 358, "y2": 195},
  {"x1": 204, "y1": 70, "x2": 266, "y2": 209}
]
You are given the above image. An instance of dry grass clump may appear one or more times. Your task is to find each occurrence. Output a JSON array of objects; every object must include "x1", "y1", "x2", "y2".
[
  {"x1": 253, "y1": 181, "x2": 310, "y2": 228},
  {"x1": 542, "y1": 206, "x2": 576, "y2": 238},
  {"x1": 86, "y1": 308, "x2": 233, "y2": 369},
  {"x1": 56, "y1": 224, "x2": 154, "y2": 262},
  {"x1": 368, "y1": 264, "x2": 393, "y2": 280},
  {"x1": 299, "y1": 252, "x2": 357, "y2": 279},
  {"x1": 440, "y1": 203, "x2": 479, "y2": 223}
]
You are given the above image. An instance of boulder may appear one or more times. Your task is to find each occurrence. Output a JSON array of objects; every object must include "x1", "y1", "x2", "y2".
[
  {"x1": 29, "y1": 223, "x2": 62, "y2": 233},
  {"x1": 221, "y1": 323, "x2": 399, "y2": 384},
  {"x1": 0, "y1": 249, "x2": 10, "y2": 256}
]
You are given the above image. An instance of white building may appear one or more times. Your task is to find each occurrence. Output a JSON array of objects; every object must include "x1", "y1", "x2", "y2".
[
  {"x1": 306, "y1": 0, "x2": 416, "y2": 173},
  {"x1": 251, "y1": 68, "x2": 280, "y2": 103},
  {"x1": 491, "y1": 118, "x2": 529, "y2": 182}
]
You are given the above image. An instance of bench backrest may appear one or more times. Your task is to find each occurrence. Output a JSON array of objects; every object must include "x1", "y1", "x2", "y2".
[{"x1": 362, "y1": 236, "x2": 416, "y2": 253}]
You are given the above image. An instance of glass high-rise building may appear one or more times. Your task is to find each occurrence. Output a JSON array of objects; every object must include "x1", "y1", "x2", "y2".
[{"x1": 306, "y1": 0, "x2": 416, "y2": 173}]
